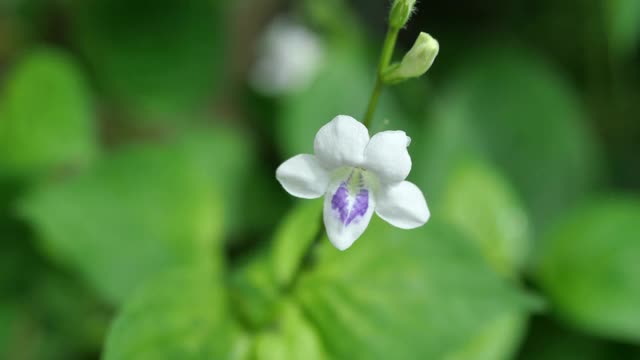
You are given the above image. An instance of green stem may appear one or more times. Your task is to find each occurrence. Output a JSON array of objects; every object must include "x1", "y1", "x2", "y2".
[
  {"x1": 363, "y1": 26, "x2": 400, "y2": 127},
  {"x1": 299, "y1": 26, "x2": 401, "y2": 272}
]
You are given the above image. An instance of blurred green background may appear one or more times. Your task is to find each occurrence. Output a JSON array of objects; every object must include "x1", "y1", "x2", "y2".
[{"x1": 1, "y1": 0, "x2": 639, "y2": 359}]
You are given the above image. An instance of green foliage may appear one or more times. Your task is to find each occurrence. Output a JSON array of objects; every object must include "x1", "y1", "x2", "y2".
[
  {"x1": 229, "y1": 200, "x2": 321, "y2": 329},
  {"x1": 607, "y1": 0, "x2": 640, "y2": 58},
  {"x1": 445, "y1": 312, "x2": 527, "y2": 360},
  {"x1": 20, "y1": 142, "x2": 223, "y2": 304},
  {"x1": 519, "y1": 317, "x2": 628, "y2": 360},
  {"x1": 441, "y1": 161, "x2": 531, "y2": 277},
  {"x1": 295, "y1": 217, "x2": 531, "y2": 359},
  {"x1": 271, "y1": 199, "x2": 323, "y2": 287},
  {"x1": 535, "y1": 197, "x2": 640, "y2": 341},
  {"x1": 104, "y1": 265, "x2": 235, "y2": 360},
  {"x1": 0, "y1": 48, "x2": 96, "y2": 176},
  {"x1": 1, "y1": 0, "x2": 638, "y2": 358},
  {"x1": 72, "y1": 0, "x2": 226, "y2": 118},
  {"x1": 176, "y1": 127, "x2": 261, "y2": 234},
  {"x1": 229, "y1": 249, "x2": 281, "y2": 330},
  {"x1": 253, "y1": 302, "x2": 327, "y2": 360},
  {"x1": 419, "y1": 47, "x2": 601, "y2": 233},
  {"x1": 438, "y1": 162, "x2": 532, "y2": 359}
]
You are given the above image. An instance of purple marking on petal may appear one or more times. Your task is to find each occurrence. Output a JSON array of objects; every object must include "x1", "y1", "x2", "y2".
[
  {"x1": 330, "y1": 177, "x2": 370, "y2": 226},
  {"x1": 346, "y1": 188, "x2": 369, "y2": 225},
  {"x1": 331, "y1": 182, "x2": 350, "y2": 224}
]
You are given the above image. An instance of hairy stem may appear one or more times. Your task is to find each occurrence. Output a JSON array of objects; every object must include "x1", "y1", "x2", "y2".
[{"x1": 363, "y1": 26, "x2": 400, "y2": 127}]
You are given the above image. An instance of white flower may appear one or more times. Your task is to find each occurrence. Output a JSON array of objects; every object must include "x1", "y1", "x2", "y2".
[
  {"x1": 250, "y1": 16, "x2": 324, "y2": 96},
  {"x1": 276, "y1": 115, "x2": 430, "y2": 251}
]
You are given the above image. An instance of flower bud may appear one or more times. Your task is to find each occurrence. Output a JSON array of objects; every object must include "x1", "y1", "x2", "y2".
[
  {"x1": 383, "y1": 32, "x2": 439, "y2": 84},
  {"x1": 389, "y1": 0, "x2": 416, "y2": 29}
]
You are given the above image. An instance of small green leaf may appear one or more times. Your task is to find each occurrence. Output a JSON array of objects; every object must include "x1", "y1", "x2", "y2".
[
  {"x1": 104, "y1": 265, "x2": 235, "y2": 359},
  {"x1": 0, "y1": 48, "x2": 96, "y2": 176},
  {"x1": 535, "y1": 197, "x2": 640, "y2": 341},
  {"x1": 253, "y1": 301, "x2": 327, "y2": 360},
  {"x1": 272, "y1": 200, "x2": 323, "y2": 287},
  {"x1": 296, "y1": 218, "x2": 532, "y2": 359},
  {"x1": 441, "y1": 161, "x2": 531, "y2": 277},
  {"x1": 20, "y1": 142, "x2": 223, "y2": 304}
]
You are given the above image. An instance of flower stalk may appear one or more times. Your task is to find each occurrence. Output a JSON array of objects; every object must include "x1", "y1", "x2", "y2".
[{"x1": 363, "y1": 26, "x2": 400, "y2": 127}]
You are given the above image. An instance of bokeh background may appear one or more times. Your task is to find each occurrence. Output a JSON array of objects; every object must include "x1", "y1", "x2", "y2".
[{"x1": 1, "y1": 0, "x2": 639, "y2": 359}]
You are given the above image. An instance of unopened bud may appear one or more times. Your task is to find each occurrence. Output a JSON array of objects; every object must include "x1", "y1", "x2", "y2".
[
  {"x1": 389, "y1": 0, "x2": 416, "y2": 29},
  {"x1": 383, "y1": 32, "x2": 439, "y2": 84}
]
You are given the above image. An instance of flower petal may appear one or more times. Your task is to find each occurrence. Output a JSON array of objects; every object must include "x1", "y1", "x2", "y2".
[
  {"x1": 314, "y1": 115, "x2": 370, "y2": 170},
  {"x1": 276, "y1": 154, "x2": 330, "y2": 199},
  {"x1": 363, "y1": 130, "x2": 412, "y2": 184},
  {"x1": 375, "y1": 181, "x2": 430, "y2": 229},
  {"x1": 323, "y1": 170, "x2": 375, "y2": 251}
]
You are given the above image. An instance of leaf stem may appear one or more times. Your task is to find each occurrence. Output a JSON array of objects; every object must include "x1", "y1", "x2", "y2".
[{"x1": 363, "y1": 26, "x2": 400, "y2": 128}]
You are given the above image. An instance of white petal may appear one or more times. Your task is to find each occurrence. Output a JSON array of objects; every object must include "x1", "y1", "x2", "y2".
[
  {"x1": 375, "y1": 181, "x2": 430, "y2": 229},
  {"x1": 276, "y1": 154, "x2": 330, "y2": 199},
  {"x1": 363, "y1": 130, "x2": 412, "y2": 184},
  {"x1": 314, "y1": 115, "x2": 370, "y2": 170},
  {"x1": 323, "y1": 170, "x2": 375, "y2": 251}
]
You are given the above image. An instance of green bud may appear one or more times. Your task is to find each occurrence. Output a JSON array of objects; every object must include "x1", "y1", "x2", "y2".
[
  {"x1": 389, "y1": 0, "x2": 416, "y2": 29},
  {"x1": 382, "y1": 32, "x2": 439, "y2": 84}
]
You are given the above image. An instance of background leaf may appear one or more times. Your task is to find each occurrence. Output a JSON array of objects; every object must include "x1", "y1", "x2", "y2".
[
  {"x1": 445, "y1": 311, "x2": 527, "y2": 360},
  {"x1": 607, "y1": 0, "x2": 640, "y2": 58},
  {"x1": 104, "y1": 265, "x2": 235, "y2": 360},
  {"x1": 0, "y1": 48, "x2": 96, "y2": 177},
  {"x1": 441, "y1": 161, "x2": 531, "y2": 277},
  {"x1": 72, "y1": 0, "x2": 226, "y2": 118},
  {"x1": 253, "y1": 301, "x2": 326, "y2": 360},
  {"x1": 295, "y1": 217, "x2": 532, "y2": 359},
  {"x1": 20, "y1": 141, "x2": 223, "y2": 304},
  {"x1": 535, "y1": 197, "x2": 640, "y2": 342},
  {"x1": 418, "y1": 46, "x2": 602, "y2": 234},
  {"x1": 271, "y1": 199, "x2": 323, "y2": 287}
]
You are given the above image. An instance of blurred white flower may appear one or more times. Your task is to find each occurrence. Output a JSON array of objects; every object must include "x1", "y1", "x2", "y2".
[
  {"x1": 276, "y1": 115, "x2": 430, "y2": 251},
  {"x1": 250, "y1": 17, "x2": 324, "y2": 96}
]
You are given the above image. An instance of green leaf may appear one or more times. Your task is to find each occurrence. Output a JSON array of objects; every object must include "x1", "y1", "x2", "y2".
[
  {"x1": 20, "y1": 142, "x2": 223, "y2": 304},
  {"x1": 228, "y1": 200, "x2": 322, "y2": 329},
  {"x1": 271, "y1": 200, "x2": 323, "y2": 287},
  {"x1": 441, "y1": 161, "x2": 531, "y2": 277},
  {"x1": 295, "y1": 217, "x2": 532, "y2": 359},
  {"x1": 72, "y1": 0, "x2": 226, "y2": 118},
  {"x1": 535, "y1": 197, "x2": 640, "y2": 341},
  {"x1": 176, "y1": 127, "x2": 259, "y2": 234},
  {"x1": 445, "y1": 312, "x2": 528, "y2": 360},
  {"x1": 418, "y1": 47, "x2": 601, "y2": 233},
  {"x1": 104, "y1": 265, "x2": 235, "y2": 360},
  {"x1": 607, "y1": 0, "x2": 640, "y2": 58},
  {"x1": 0, "y1": 48, "x2": 96, "y2": 176},
  {"x1": 278, "y1": 44, "x2": 411, "y2": 158},
  {"x1": 253, "y1": 301, "x2": 327, "y2": 360},
  {"x1": 229, "y1": 249, "x2": 281, "y2": 330}
]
